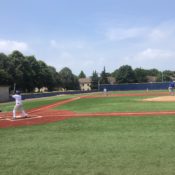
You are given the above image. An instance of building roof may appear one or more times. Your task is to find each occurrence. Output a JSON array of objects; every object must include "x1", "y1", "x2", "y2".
[{"x1": 78, "y1": 78, "x2": 92, "y2": 84}]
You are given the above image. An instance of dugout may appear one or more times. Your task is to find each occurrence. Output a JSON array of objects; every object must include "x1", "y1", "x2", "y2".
[
  {"x1": 0, "y1": 86, "x2": 9, "y2": 102},
  {"x1": 100, "y1": 82, "x2": 169, "y2": 91}
]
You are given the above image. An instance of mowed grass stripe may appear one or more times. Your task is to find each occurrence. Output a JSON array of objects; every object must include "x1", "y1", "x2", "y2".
[{"x1": 1, "y1": 116, "x2": 175, "y2": 175}]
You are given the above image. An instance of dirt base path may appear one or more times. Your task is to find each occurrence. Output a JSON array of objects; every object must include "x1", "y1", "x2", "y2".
[{"x1": 1, "y1": 92, "x2": 175, "y2": 128}]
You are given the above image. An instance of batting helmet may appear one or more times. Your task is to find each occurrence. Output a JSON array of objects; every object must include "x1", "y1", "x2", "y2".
[{"x1": 16, "y1": 90, "x2": 21, "y2": 95}]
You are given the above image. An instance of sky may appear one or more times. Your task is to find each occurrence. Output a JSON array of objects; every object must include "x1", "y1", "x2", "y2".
[{"x1": 0, "y1": 0, "x2": 175, "y2": 76}]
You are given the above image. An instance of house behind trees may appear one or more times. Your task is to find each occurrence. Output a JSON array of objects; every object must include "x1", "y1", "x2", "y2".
[{"x1": 79, "y1": 78, "x2": 92, "y2": 91}]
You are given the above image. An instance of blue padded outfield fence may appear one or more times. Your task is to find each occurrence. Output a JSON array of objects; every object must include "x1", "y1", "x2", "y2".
[{"x1": 100, "y1": 82, "x2": 170, "y2": 91}]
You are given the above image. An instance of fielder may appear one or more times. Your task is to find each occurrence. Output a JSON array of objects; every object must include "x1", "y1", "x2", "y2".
[
  {"x1": 12, "y1": 90, "x2": 28, "y2": 119},
  {"x1": 169, "y1": 81, "x2": 175, "y2": 96},
  {"x1": 103, "y1": 88, "x2": 107, "y2": 96}
]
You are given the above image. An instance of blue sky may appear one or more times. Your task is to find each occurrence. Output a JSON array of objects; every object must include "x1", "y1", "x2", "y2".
[{"x1": 0, "y1": 0, "x2": 175, "y2": 76}]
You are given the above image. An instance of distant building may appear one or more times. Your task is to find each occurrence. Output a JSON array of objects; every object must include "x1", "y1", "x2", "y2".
[
  {"x1": 146, "y1": 76, "x2": 157, "y2": 83},
  {"x1": 34, "y1": 87, "x2": 48, "y2": 92},
  {"x1": 107, "y1": 76, "x2": 116, "y2": 84},
  {"x1": 79, "y1": 78, "x2": 92, "y2": 91},
  {"x1": 0, "y1": 86, "x2": 9, "y2": 102}
]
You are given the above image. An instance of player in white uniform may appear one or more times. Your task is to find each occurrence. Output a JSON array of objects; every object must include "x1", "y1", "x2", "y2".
[
  {"x1": 103, "y1": 88, "x2": 107, "y2": 96},
  {"x1": 12, "y1": 90, "x2": 28, "y2": 119}
]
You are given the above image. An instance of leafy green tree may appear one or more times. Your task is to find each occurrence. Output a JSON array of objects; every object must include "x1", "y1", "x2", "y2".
[
  {"x1": 78, "y1": 70, "x2": 86, "y2": 78},
  {"x1": 73, "y1": 75, "x2": 80, "y2": 90},
  {"x1": 100, "y1": 67, "x2": 109, "y2": 84},
  {"x1": 117, "y1": 65, "x2": 136, "y2": 83},
  {"x1": 146, "y1": 68, "x2": 160, "y2": 76},
  {"x1": 134, "y1": 68, "x2": 147, "y2": 83},
  {"x1": 111, "y1": 69, "x2": 119, "y2": 83},
  {"x1": 91, "y1": 70, "x2": 99, "y2": 89},
  {"x1": 0, "y1": 53, "x2": 12, "y2": 84},
  {"x1": 23, "y1": 56, "x2": 40, "y2": 92},
  {"x1": 36, "y1": 60, "x2": 50, "y2": 89},
  {"x1": 8, "y1": 50, "x2": 26, "y2": 91},
  {"x1": 46, "y1": 66, "x2": 60, "y2": 91},
  {"x1": 59, "y1": 67, "x2": 79, "y2": 90},
  {"x1": 0, "y1": 53, "x2": 8, "y2": 69},
  {"x1": 156, "y1": 70, "x2": 174, "y2": 82},
  {"x1": 0, "y1": 69, "x2": 10, "y2": 85},
  {"x1": 0, "y1": 50, "x2": 61, "y2": 92}
]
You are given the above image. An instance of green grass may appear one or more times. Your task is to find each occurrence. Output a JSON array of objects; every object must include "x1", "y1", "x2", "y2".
[
  {"x1": 0, "y1": 95, "x2": 75, "y2": 112},
  {"x1": 54, "y1": 96, "x2": 175, "y2": 113},
  {"x1": 106, "y1": 89, "x2": 168, "y2": 94},
  {"x1": 1, "y1": 116, "x2": 175, "y2": 175}
]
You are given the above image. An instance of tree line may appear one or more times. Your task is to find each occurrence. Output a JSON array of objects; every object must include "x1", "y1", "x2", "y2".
[
  {"x1": 1, "y1": 50, "x2": 175, "y2": 92},
  {"x1": 0, "y1": 51, "x2": 79, "y2": 92}
]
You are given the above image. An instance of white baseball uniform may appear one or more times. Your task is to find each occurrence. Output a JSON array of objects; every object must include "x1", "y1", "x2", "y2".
[{"x1": 12, "y1": 94, "x2": 27, "y2": 119}]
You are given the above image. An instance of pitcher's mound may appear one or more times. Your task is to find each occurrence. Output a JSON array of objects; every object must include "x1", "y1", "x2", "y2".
[{"x1": 144, "y1": 96, "x2": 175, "y2": 102}]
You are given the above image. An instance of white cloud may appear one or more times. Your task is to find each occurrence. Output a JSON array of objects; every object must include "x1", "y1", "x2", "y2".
[
  {"x1": 50, "y1": 40, "x2": 58, "y2": 48},
  {"x1": 105, "y1": 27, "x2": 147, "y2": 41},
  {"x1": 0, "y1": 39, "x2": 29, "y2": 53},
  {"x1": 148, "y1": 22, "x2": 175, "y2": 42},
  {"x1": 50, "y1": 39, "x2": 85, "y2": 50},
  {"x1": 118, "y1": 48, "x2": 175, "y2": 71},
  {"x1": 104, "y1": 21, "x2": 175, "y2": 44},
  {"x1": 135, "y1": 48, "x2": 175, "y2": 61},
  {"x1": 148, "y1": 29, "x2": 166, "y2": 41}
]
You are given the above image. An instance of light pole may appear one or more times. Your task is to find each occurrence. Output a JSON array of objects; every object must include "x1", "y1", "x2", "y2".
[
  {"x1": 162, "y1": 71, "x2": 163, "y2": 82},
  {"x1": 97, "y1": 73, "x2": 100, "y2": 91},
  {"x1": 98, "y1": 79, "x2": 100, "y2": 91},
  {"x1": 14, "y1": 83, "x2": 16, "y2": 93}
]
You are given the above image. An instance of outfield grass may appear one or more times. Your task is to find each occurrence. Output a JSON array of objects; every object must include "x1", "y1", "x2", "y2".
[
  {"x1": 1, "y1": 116, "x2": 175, "y2": 175},
  {"x1": 54, "y1": 96, "x2": 175, "y2": 113},
  {"x1": 108, "y1": 89, "x2": 168, "y2": 94}
]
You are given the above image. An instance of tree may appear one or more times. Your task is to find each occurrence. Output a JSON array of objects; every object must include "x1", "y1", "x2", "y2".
[
  {"x1": 0, "y1": 53, "x2": 12, "y2": 85},
  {"x1": 0, "y1": 69, "x2": 10, "y2": 85},
  {"x1": 0, "y1": 50, "x2": 61, "y2": 92},
  {"x1": 46, "y1": 66, "x2": 60, "y2": 91},
  {"x1": 8, "y1": 50, "x2": 26, "y2": 91},
  {"x1": 0, "y1": 53, "x2": 8, "y2": 69},
  {"x1": 78, "y1": 70, "x2": 86, "y2": 78},
  {"x1": 59, "y1": 67, "x2": 79, "y2": 90},
  {"x1": 117, "y1": 65, "x2": 136, "y2": 83},
  {"x1": 156, "y1": 70, "x2": 174, "y2": 82},
  {"x1": 146, "y1": 68, "x2": 160, "y2": 76},
  {"x1": 100, "y1": 67, "x2": 109, "y2": 84},
  {"x1": 24, "y1": 56, "x2": 40, "y2": 92},
  {"x1": 134, "y1": 68, "x2": 147, "y2": 83},
  {"x1": 36, "y1": 60, "x2": 50, "y2": 90},
  {"x1": 91, "y1": 70, "x2": 99, "y2": 89}
]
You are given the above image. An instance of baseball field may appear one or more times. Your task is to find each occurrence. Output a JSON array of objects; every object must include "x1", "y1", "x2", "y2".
[{"x1": 1, "y1": 90, "x2": 175, "y2": 175}]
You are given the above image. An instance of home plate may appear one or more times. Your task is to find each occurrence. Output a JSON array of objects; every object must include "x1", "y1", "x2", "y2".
[{"x1": 1, "y1": 115, "x2": 43, "y2": 121}]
